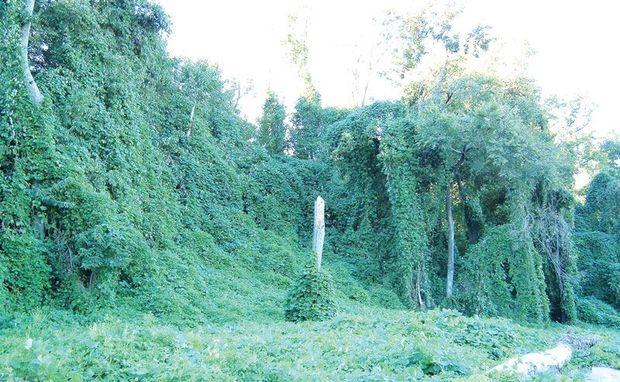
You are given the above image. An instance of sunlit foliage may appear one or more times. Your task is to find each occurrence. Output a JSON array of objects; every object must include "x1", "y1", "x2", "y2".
[{"x1": 1, "y1": 0, "x2": 617, "y2": 335}]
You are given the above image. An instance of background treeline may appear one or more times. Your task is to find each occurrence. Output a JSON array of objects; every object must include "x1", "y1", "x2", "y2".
[{"x1": 0, "y1": 0, "x2": 617, "y2": 327}]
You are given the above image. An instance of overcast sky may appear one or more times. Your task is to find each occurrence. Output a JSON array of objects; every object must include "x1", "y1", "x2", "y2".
[{"x1": 156, "y1": 0, "x2": 619, "y2": 139}]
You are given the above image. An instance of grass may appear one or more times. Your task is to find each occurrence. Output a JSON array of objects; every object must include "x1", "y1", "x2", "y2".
[
  {"x1": 1, "y1": 307, "x2": 617, "y2": 381},
  {"x1": 0, "y1": 235, "x2": 616, "y2": 381}
]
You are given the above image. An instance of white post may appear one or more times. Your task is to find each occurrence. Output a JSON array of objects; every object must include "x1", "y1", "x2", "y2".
[{"x1": 312, "y1": 196, "x2": 325, "y2": 270}]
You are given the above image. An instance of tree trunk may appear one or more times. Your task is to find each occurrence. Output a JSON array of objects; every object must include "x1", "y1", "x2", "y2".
[
  {"x1": 21, "y1": 0, "x2": 45, "y2": 237},
  {"x1": 186, "y1": 103, "x2": 196, "y2": 137},
  {"x1": 312, "y1": 196, "x2": 325, "y2": 270},
  {"x1": 446, "y1": 182, "x2": 455, "y2": 298},
  {"x1": 456, "y1": 176, "x2": 480, "y2": 244},
  {"x1": 416, "y1": 264, "x2": 425, "y2": 308},
  {"x1": 21, "y1": 0, "x2": 44, "y2": 106}
]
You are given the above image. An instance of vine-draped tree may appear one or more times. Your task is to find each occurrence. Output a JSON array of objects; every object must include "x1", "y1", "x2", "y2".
[
  {"x1": 315, "y1": 74, "x2": 580, "y2": 322},
  {"x1": 257, "y1": 91, "x2": 287, "y2": 155},
  {"x1": 575, "y1": 140, "x2": 620, "y2": 309}
]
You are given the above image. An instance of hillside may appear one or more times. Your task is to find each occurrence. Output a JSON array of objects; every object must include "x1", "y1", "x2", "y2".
[
  {"x1": 0, "y1": 1, "x2": 618, "y2": 380},
  {"x1": 0, "y1": 0, "x2": 393, "y2": 324}
]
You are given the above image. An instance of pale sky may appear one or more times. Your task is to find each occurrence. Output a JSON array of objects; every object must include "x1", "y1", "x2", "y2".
[{"x1": 156, "y1": 0, "x2": 619, "y2": 139}]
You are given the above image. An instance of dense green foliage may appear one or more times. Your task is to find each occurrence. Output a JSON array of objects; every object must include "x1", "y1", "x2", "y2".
[
  {"x1": 305, "y1": 76, "x2": 582, "y2": 324},
  {"x1": 460, "y1": 225, "x2": 549, "y2": 322},
  {"x1": 577, "y1": 296, "x2": 620, "y2": 328},
  {"x1": 0, "y1": 0, "x2": 364, "y2": 324},
  {"x1": 284, "y1": 264, "x2": 335, "y2": 322},
  {"x1": 0, "y1": 0, "x2": 618, "y2": 379},
  {"x1": 575, "y1": 144, "x2": 619, "y2": 308},
  {"x1": 1, "y1": 0, "x2": 617, "y2": 324},
  {"x1": 256, "y1": 91, "x2": 287, "y2": 155}
]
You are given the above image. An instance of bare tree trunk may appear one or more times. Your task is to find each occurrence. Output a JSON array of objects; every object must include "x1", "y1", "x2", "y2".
[
  {"x1": 416, "y1": 265, "x2": 425, "y2": 308},
  {"x1": 446, "y1": 182, "x2": 455, "y2": 298},
  {"x1": 312, "y1": 196, "x2": 325, "y2": 270},
  {"x1": 456, "y1": 175, "x2": 480, "y2": 244},
  {"x1": 21, "y1": 0, "x2": 44, "y2": 106}
]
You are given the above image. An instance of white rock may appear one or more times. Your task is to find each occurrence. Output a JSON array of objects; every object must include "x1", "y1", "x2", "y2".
[
  {"x1": 586, "y1": 367, "x2": 620, "y2": 382},
  {"x1": 490, "y1": 343, "x2": 572, "y2": 376}
]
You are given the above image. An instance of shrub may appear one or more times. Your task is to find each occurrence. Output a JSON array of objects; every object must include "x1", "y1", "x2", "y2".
[
  {"x1": 577, "y1": 296, "x2": 620, "y2": 328},
  {"x1": 0, "y1": 233, "x2": 50, "y2": 311},
  {"x1": 284, "y1": 264, "x2": 335, "y2": 322},
  {"x1": 574, "y1": 231, "x2": 620, "y2": 308}
]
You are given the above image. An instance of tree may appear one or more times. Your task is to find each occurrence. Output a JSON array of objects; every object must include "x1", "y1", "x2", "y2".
[
  {"x1": 290, "y1": 95, "x2": 322, "y2": 159},
  {"x1": 21, "y1": 0, "x2": 44, "y2": 105},
  {"x1": 577, "y1": 141, "x2": 620, "y2": 234},
  {"x1": 575, "y1": 140, "x2": 620, "y2": 308},
  {"x1": 397, "y1": 74, "x2": 575, "y2": 321},
  {"x1": 286, "y1": 10, "x2": 316, "y2": 102},
  {"x1": 380, "y1": 3, "x2": 493, "y2": 87},
  {"x1": 257, "y1": 91, "x2": 287, "y2": 154},
  {"x1": 380, "y1": 2, "x2": 494, "y2": 299},
  {"x1": 290, "y1": 95, "x2": 349, "y2": 160}
]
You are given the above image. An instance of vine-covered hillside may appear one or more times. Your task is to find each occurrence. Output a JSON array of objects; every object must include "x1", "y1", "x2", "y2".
[{"x1": 1, "y1": 0, "x2": 387, "y2": 324}]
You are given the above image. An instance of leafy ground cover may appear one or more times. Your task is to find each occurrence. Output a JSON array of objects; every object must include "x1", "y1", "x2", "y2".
[{"x1": 1, "y1": 308, "x2": 617, "y2": 381}]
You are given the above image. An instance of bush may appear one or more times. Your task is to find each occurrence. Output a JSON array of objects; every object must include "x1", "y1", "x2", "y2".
[
  {"x1": 284, "y1": 264, "x2": 335, "y2": 322},
  {"x1": 574, "y1": 232, "x2": 620, "y2": 308},
  {"x1": 577, "y1": 296, "x2": 620, "y2": 328},
  {"x1": 0, "y1": 233, "x2": 50, "y2": 311}
]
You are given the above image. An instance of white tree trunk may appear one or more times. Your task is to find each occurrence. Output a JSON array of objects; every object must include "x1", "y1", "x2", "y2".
[
  {"x1": 416, "y1": 265, "x2": 425, "y2": 308},
  {"x1": 312, "y1": 196, "x2": 325, "y2": 270},
  {"x1": 21, "y1": 0, "x2": 44, "y2": 106},
  {"x1": 446, "y1": 183, "x2": 455, "y2": 297}
]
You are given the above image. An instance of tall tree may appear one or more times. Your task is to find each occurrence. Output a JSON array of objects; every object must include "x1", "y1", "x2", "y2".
[
  {"x1": 257, "y1": 91, "x2": 287, "y2": 154},
  {"x1": 574, "y1": 140, "x2": 620, "y2": 309},
  {"x1": 286, "y1": 10, "x2": 317, "y2": 102},
  {"x1": 383, "y1": 2, "x2": 494, "y2": 298}
]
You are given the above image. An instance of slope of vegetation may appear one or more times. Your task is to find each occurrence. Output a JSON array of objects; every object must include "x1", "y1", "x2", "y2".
[
  {"x1": 0, "y1": 0, "x2": 393, "y2": 325},
  {"x1": 0, "y1": 0, "x2": 618, "y2": 380}
]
